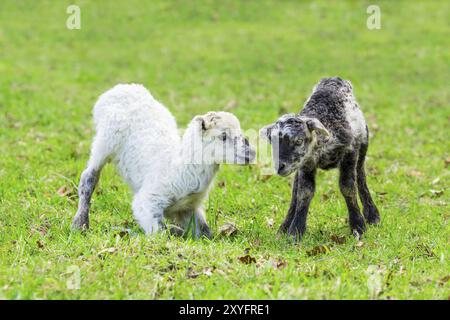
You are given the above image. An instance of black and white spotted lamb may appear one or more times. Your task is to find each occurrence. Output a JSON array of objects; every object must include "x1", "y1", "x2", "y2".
[{"x1": 260, "y1": 77, "x2": 380, "y2": 240}]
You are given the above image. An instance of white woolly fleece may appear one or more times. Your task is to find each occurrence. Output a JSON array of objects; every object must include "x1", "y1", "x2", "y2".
[{"x1": 80, "y1": 84, "x2": 252, "y2": 235}]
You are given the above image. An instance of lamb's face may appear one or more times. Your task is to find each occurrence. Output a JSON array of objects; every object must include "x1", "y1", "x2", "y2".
[
  {"x1": 260, "y1": 114, "x2": 330, "y2": 176},
  {"x1": 199, "y1": 112, "x2": 255, "y2": 165}
]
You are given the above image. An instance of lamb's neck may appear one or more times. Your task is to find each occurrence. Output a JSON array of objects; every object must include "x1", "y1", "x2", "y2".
[
  {"x1": 178, "y1": 162, "x2": 219, "y2": 194},
  {"x1": 176, "y1": 122, "x2": 219, "y2": 194}
]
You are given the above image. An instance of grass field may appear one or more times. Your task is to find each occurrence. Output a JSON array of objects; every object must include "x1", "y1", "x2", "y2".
[{"x1": 0, "y1": 0, "x2": 448, "y2": 299}]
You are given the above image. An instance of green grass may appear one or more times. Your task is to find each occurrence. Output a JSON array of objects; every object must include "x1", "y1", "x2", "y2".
[{"x1": 0, "y1": 0, "x2": 449, "y2": 299}]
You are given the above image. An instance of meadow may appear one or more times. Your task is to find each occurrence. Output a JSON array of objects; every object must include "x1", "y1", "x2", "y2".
[{"x1": 0, "y1": 0, "x2": 448, "y2": 299}]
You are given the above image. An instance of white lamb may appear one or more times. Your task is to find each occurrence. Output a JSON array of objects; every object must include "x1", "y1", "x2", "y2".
[{"x1": 72, "y1": 84, "x2": 255, "y2": 237}]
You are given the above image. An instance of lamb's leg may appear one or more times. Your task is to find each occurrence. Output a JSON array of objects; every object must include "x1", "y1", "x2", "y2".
[
  {"x1": 193, "y1": 208, "x2": 212, "y2": 239},
  {"x1": 132, "y1": 193, "x2": 164, "y2": 235},
  {"x1": 278, "y1": 171, "x2": 299, "y2": 234},
  {"x1": 172, "y1": 209, "x2": 212, "y2": 239},
  {"x1": 286, "y1": 169, "x2": 316, "y2": 241},
  {"x1": 357, "y1": 143, "x2": 380, "y2": 224},
  {"x1": 72, "y1": 167, "x2": 101, "y2": 229},
  {"x1": 72, "y1": 136, "x2": 110, "y2": 230},
  {"x1": 339, "y1": 152, "x2": 366, "y2": 237}
]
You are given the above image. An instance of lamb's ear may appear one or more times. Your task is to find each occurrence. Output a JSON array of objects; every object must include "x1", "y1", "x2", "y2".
[
  {"x1": 345, "y1": 80, "x2": 353, "y2": 90},
  {"x1": 193, "y1": 115, "x2": 207, "y2": 131},
  {"x1": 259, "y1": 123, "x2": 275, "y2": 142},
  {"x1": 304, "y1": 118, "x2": 330, "y2": 140},
  {"x1": 202, "y1": 112, "x2": 219, "y2": 130},
  {"x1": 194, "y1": 112, "x2": 219, "y2": 131}
]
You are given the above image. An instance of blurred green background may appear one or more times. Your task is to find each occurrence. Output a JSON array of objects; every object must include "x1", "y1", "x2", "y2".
[{"x1": 0, "y1": 0, "x2": 448, "y2": 299}]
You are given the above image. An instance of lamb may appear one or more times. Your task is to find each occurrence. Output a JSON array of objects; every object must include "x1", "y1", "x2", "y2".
[
  {"x1": 72, "y1": 84, "x2": 255, "y2": 238},
  {"x1": 260, "y1": 77, "x2": 380, "y2": 240}
]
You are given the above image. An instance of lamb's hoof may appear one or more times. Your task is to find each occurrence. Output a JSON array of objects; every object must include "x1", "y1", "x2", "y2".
[
  {"x1": 286, "y1": 226, "x2": 305, "y2": 243},
  {"x1": 200, "y1": 228, "x2": 213, "y2": 240},
  {"x1": 352, "y1": 230, "x2": 362, "y2": 240},
  {"x1": 277, "y1": 226, "x2": 287, "y2": 235},
  {"x1": 71, "y1": 215, "x2": 89, "y2": 230},
  {"x1": 167, "y1": 225, "x2": 185, "y2": 237},
  {"x1": 71, "y1": 222, "x2": 89, "y2": 231},
  {"x1": 365, "y1": 211, "x2": 381, "y2": 225},
  {"x1": 276, "y1": 225, "x2": 303, "y2": 242},
  {"x1": 351, "y1": 223, "x2": 366, "y2": 240},
  {"x1": 367, "y1": 216, "x2": 380, "y2": 225}
]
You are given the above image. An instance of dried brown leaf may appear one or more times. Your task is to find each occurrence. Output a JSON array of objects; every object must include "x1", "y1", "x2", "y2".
[
  {"x1": 439, "y1": 275, "x2": 450, "y2": 286},
  {"x1": 307, "y1": 245, "x2": 330, "y2": 256},
  {"x1": 271, "y1": 259, "x2": 288, "y2": 269},
  {"x1": 331, "y1": 234, "x2": 346, "y2": 244},
  {"x1": 445, "y1": 157, "x2": 450, "y2": 168},
  {"x1": 408, "y1": 170, "x2": 423, "y2": 177},
  {"x1": 259, "y1": 174, "x2": 271, "y2": 182},
  {"x1": 122, "y1": 220, "x2": 131, "y2": 228},
  {"x1": 57, "y1": 185, "x2": 75, "y2": 198},
  {"x1": 187, "y1": 267, "x2": 200, "y2": 279},
  {"x1": 31, "y1": 220, "x2": 51, "y2": 236},
  {"x1": 36, "y1": 240, "x2": 45, "y2": 249},
  {"x1": 98, "y1": 247, "x2": 117, "y2": 257},
  {"x1": 219, "y1": 222, "x2": 238, "y2": 237},
  {"x1": 367, "y1": 166, "x2": 380, "y2": 175},
  {"x1": 238, "y1": 254, "x2": 257, "y2": 264},
  {"x1": 203, "y1": 267, "x2": 214, "y2": 277},
  {"x1": 116, "y1": 230, "x2": 129, "y2": 238}
]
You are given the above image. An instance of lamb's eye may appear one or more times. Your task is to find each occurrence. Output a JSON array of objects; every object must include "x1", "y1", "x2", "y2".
[
  {"x1": 220, "y1": 132, "x2": 227, "y2": 141},
  {"x1": 295, "y1": 139, "x2": 304, "y2": 145}
]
